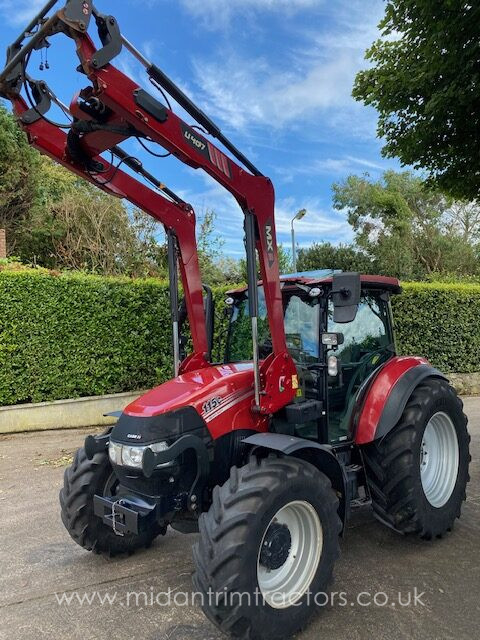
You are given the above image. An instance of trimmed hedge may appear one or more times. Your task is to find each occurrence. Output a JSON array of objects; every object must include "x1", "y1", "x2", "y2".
[
  {"x1": 393, "y1": 282, "x2": 480, "y2": 374},
  {"x1": 1, "y1": 271, "x2": 479, "y2": 406},
  {"x1": 0, "y1": 271, "x2": 168, "y2": 406}
]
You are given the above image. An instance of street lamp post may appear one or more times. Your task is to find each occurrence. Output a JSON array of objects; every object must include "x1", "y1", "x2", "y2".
[{"x1": 291, "y1": 209, "x2": 307, "y2": 272}]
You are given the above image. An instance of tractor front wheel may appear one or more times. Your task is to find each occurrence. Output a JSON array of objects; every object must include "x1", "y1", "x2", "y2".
[
  {"x1": 60, "y1": 447, "x2": 164, "y2": 556},
  {"x1": 193, "y1": 456, "x2": 341, "y2": 640},
  {"x1": 363, "y1": 378, "x2": 471, "y2": 538}
]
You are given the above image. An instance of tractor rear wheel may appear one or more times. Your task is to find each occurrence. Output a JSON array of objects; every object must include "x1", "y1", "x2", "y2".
[
  {"x1": 60, "y1": 446, "x2": 164, "y2": 556},
  {"x1": 192, "y1": 456, "x2": 341, "y2": 640},
  {"x1": 362, "y1": 378, "x2": 470, "y2": 538}
]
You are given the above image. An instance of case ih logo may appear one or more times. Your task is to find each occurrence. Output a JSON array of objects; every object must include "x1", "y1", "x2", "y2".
[
  {"x1": 181, "y1": 124, "x2": 231, "y2": 178},
  {"x1": 265, "y1": 222, "x2": 275, "y2": 267}
]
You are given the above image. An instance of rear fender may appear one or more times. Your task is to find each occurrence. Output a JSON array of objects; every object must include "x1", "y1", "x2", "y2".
[
  {"x1": 243, "y1": 433, "x2": 348, "y2": 533},
  {"x1": 355, "y1": 357, "x2": 447, "y2": 445}
]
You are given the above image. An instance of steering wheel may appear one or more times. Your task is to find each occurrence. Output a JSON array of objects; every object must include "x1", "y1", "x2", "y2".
[
  {"x1": 258, "y1": 337, "x2": 273, "y2": 359},
  {"x1": 355, "y1": 346, "x2": 390, "y2": 369},
  {"x1": 342, "y1": 346, "x2": 390, "y2": 388}
]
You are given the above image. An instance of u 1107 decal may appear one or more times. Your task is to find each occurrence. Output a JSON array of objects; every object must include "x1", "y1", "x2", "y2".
[{"x1": 181, "y1": 124, "x2": 231, "y2": 178}]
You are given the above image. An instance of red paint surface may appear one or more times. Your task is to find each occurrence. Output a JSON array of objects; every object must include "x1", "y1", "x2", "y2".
[
  {"x1": 355, "y1": 356, "x2": 430, "y2": 445},
  {"x1": 229, "y1": 274, "x2": 401, "y2": 295},
  {"x1": 125, "y1": 363, "x2": 268, "y2": 439}
]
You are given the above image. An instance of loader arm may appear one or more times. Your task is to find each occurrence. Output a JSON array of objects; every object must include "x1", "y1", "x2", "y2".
[
  {"x1": 0, "y1": 0, "x2": 297, "y2": 414},
  {"x1": 9, "y1": 94, "x2": 210, "y2": 373}
]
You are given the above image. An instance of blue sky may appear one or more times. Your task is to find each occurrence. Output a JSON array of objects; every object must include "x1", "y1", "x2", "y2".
[{"x1": 0, "y1": 0, "x2": 400, "y2": 258}]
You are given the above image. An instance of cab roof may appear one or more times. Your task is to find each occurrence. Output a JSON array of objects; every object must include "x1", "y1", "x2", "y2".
[{"x1": 228, "y1": 270, "x2": 402, "y2": 296}]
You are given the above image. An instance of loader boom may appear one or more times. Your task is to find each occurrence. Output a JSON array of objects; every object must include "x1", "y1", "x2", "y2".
[
  {"x1": 0, "y1": 0, "x2": 297, "y2": 414},
  {"x1": 9, "y1": 95, "x2": 210, "y2": 374}
]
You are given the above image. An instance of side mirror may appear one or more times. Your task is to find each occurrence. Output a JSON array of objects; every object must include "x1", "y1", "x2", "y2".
[{"x1": 331, "y1": 272, "x2": 361, "y2": 323}]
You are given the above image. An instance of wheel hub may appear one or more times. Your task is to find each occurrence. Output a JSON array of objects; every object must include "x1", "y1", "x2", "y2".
[
  {"x1": 259, "y1": 522, "x2": 292, "y2": 570},
  {"x1": 257, "y1": 500, "x2": 323, "y2": 610},
  {"x1": 420, "y1": 441, "x2": 429, "y2": 467},
  {"x1": 420, "y1": 411, "x2": 459, "y2": 508}
]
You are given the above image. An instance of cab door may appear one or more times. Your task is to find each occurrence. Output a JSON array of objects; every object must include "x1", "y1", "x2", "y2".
[
  {"x1": 282, "y1": 292, "x2": 327, "y2": 441},
  {"x1": 326, "y1": 291, "x2": 395, "y2": 443}
]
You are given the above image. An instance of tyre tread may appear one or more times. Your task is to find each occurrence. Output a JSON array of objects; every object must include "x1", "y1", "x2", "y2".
[
  {"x1": 363, "y1": 379, "x2": 470, "y2": 537},
  {"x1": 193, "y1": 456, "x2": 341, "y2": 640}
]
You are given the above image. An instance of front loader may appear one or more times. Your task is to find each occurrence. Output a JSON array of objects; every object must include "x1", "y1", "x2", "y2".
[{"x1": 0, "y1": 3, "x2": 471, "y2": 639}]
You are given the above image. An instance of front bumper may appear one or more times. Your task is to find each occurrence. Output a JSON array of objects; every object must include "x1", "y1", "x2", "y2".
[
  {"x1": 94, "y1": 495, "x2": 155, "y2": 536},
  {"x1": 93, "y1": 492, "x2": 186, "y2": 536},
  {"x1": 86, "y1": 431, "x2": 211, "y2": 536}
]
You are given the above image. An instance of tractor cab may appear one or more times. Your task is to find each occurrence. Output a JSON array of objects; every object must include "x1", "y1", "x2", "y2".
[{"x1": 225, "y1": 272, "x2": 402, "y2": 445}]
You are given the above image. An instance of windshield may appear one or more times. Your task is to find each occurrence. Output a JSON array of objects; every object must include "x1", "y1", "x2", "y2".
[
  {"x1": 226, "y1": 289, "x2": 271, "y2": 362},
  {"x1": 225, "y1": 288, "x2": 320, "y2": 364}
]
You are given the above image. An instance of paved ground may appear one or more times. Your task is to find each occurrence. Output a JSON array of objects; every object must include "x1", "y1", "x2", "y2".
[{"x1": 1, "y1": 399, "x2": 479, "y2": 640}]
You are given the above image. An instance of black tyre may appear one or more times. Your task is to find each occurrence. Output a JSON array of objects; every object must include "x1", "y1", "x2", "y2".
[
  {"x1": 60, "y1": 447, "x2": 163, "y2": 556},
  {"x1": 193, "y1": 456, "x2": 341, "y2": 640},
  {"x1": 363, "y1": 378, "x2": 470, "y2": 539}
]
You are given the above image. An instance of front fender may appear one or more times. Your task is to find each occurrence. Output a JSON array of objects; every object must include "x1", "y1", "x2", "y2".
[
  {"x1": 355, "y1": 356, "x2": 447, "y2": 445},
  {"x1": 243, "y1": 432, "x2": 348, "y2": 532}
]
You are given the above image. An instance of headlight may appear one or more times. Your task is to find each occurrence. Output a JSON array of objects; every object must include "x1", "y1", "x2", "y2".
[
  {"x1": 121, "y1": 445, "x2": 144, "y2": 468},
  {"x1": 150, "y1": 441, "x2": 170, "y2": 455},
  {"x1": 108, "y1": 440, "x2": 171, "y2": 469},
  {"x1": 109, "y1": 442, "x2": 122, "y2": 465}
]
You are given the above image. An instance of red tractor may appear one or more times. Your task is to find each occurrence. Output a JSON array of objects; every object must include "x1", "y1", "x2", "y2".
[{"x1": 1, "y1": 3, "x2": 470, "y2": 638}]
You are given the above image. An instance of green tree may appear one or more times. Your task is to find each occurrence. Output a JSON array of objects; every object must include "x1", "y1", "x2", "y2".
[
  {"x1": 297, "y1": 242, "x2": 373, "y2": 274},
  {"x1": 239, "y1": 244, "x2": 292, "y2": 282},
  {"x1": 0, "y1": 103, "x2": 40, "y2": 253},
  {"x1": 195, "y1": 209, "x2": 247, "y2": 284},
  {"x1": 46, "y1": 189, "x2": 155, "y2": 275},
  {"x1": 127, "y1": 208, "x2": 168, "y2": 278},
  {"x1": 0, "y1": 107, "x2": 249, "y2": 283},
  {"x1": 0, "y1": 106, "x2": 169, "y2": 276},
  {"x1": 353, "y1": 1, "x2": 480, "y2": 200},
  {"x1": 16, "y1": 157, "x2": 80, "y2": 265},
  {"x1": 277, "y1": 245, "x2": 293, "y2": 275},
  {"x1": 196, "y1": 209, "x2": 227, "y2": 284},
  {"x1": 333, "y1": 171, "x2": 479, "y2": 280}
]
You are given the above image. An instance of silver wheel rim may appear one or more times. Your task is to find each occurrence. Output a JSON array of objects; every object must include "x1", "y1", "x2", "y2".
[
  {"x1": 420, "y1": 412, "x2": 459, "y2": 508},
  {"x1": 257, "y1": 500, "x2": 323, "y2": 609}
]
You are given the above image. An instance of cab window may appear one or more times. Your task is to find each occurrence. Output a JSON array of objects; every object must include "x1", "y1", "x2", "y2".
[
  {"x1": 284, "y1": 294, "x2": 320, "y2": 365},
  {"x1": 327, "y1": 292, "x2": 393, "y2": 442}
]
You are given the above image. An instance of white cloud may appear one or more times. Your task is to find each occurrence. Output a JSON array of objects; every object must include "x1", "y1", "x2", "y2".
[
  {"x1": 179, "y1": 0, "x2": 324, "y2": 29},
  {"x1": 168, "y1": 172, "x2": 352, "y2": 254},
  {"x1": 0, "y1": 0, "x2": 52, "y2": 26},
  {"x1": 276, "y1": 155, "x2": 389, "y2": 182},
  {"x1": 192, "y1": 52, "x2": 360, "y2": 132},
  {"x1": 345, "y1": 156, "x2": 386, "y2": 171},
  {"x1": 188, "y1": 1, "x2": 384, "y2": 135},
  {"x1": 275, "y1": 196, "x2": 351, "y2": 243}
]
